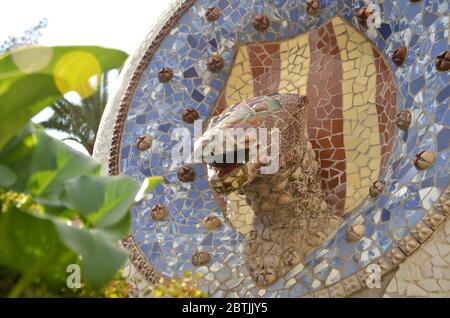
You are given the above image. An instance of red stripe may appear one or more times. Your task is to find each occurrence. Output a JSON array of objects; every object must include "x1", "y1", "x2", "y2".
[
  {"x1": 247, "y1": 43, "x2": 281, "y2": 96},
  {"x1": 307, "y1": 21, "x2": 347, "y2": 214},
  {"x1": 374, "y1": 49, "x2": 397, "y2": 177}
]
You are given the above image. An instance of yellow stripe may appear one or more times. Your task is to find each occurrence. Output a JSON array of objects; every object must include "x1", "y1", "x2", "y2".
[
  {"x1": 225, "y1": 37, "x2": 311, "y2": 230},
  {"x1": 225, "y1": 33, "x2": 311, "y2": 105},
  {"x1": 332, "y1": 16, "x2": 381, "y2": 213},
  {"x1": 278, "y1": 33, "x2": 310, "y2": 96},
  {"x1": 225, "y1": 46, "x2": 254, "y2": 105}
]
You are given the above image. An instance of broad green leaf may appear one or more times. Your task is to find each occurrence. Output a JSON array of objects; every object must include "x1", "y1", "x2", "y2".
[
  {"x1": 0, "y1": 46, "x2": 128, "y2": 79},
  {"x1": 0, "y1": 206, "x2": 129, "y2": 291},
  {"x1": 0, "y1": 123, "x2": 151, "y2": 292},
  {"x1": 0, "y1": 46, "x2": 128, "y2": 150},
  {"x1": 0, "y1": 125, "x2": 100, "y2": 201},
  {"x1": 63, "y1": 175, "x2": 140, "y2": 229},
  {"x1": 28, "y1": 129, "x2": 100, "y2": 203},
  {"x1": 0, "y1": 74, "x2": 61, "y2": 151},
  {"x1": 97, "y1": 212, "x2": 131, "y2": 241},
  {"x1": 0, "y1": 124, "x2": 37, "y2": 192},
  {"x1": 0, "y1": 125, "x2": 142, "y2": 230},
  {"x1": 54, "y1": 221, "x2": 128, "y2": 289},
  {"x1": 0, "y1": 164, "x2": 16, "y2": 187},
  {"x1": 0, "y1": 206, "x2": 77, "y2": 290}
]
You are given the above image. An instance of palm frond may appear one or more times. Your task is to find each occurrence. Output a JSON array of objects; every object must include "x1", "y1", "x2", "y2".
[{"x1": 38, "y1": 72, "x2": 116, "y2": 155}]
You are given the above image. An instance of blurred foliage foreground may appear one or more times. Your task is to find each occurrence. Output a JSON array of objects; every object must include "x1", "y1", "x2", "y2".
[{"x1": 0, "y1": 46, "x2": 203, "y2": 297}]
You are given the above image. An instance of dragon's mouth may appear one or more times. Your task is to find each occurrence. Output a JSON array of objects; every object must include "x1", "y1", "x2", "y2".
[
  {"x1": 211, "y1": 162, "x2": 244, "y2": 178},
  {"x1": 207, "y1": 148, "x2": 251, "y2": 194},
  {"x1": 209, "y1": 148, "x2": 250, "y2": 177}
]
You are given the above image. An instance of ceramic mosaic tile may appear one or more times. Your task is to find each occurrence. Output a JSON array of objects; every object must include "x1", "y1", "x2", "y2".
[{"x1": 102, "y1": 0, "x2": 450, "y2": 297}]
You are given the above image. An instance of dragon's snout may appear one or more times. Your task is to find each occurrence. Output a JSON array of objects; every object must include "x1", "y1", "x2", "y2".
[
  {"x1": 200, "y1": 146, "x2": 253, "y2": 195},
  {"x1": 208, "y1": 161, "x2": 250, "y2": 195},
  {"x1": 198, "y1": 93, "x2": 307, "y2": 195}
]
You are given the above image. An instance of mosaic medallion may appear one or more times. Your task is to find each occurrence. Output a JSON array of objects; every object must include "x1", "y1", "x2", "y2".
[{"x1": 95, "y1": 0, "x2": 450, "y2": 297}]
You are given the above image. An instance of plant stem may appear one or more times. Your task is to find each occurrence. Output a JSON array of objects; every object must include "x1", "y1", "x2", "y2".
[{"x1": 7, "y1": 270, "x2": 36, "y2": 298}]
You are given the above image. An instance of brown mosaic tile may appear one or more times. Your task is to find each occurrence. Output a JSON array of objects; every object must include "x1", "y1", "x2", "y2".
[
  {"x1": 247, "y1": 43, "x2": 281, "y2": 96},
  {"x1": 374, "y1": 49, "x2": 397, "y2": 177},
  {"x1": 307, "y1": 21, "x2": 347, "y2": 213}
]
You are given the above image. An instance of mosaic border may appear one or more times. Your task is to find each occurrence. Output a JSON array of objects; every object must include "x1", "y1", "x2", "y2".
[
  {"x1": 110, "y1": 0, "x2": 198, "y2": 283},
  {"x1": 108, "y1": 0, "x2": 197, "y2": 176}
]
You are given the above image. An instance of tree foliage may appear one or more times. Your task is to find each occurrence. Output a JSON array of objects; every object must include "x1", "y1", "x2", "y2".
[
  {"x1": 0, "y1": 19, "x2": 48, "y2": 54},
  {"x1": 39, "y1": 73, "x2": 112, "y2": 154}
]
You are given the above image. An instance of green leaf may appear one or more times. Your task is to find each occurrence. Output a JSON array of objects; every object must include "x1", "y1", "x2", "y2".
[
  {"x1": 54, "y1": 221, "x2": 128, "y2": 289},
  {"x1": 0, "y1": 123, "x2": 151, "y2": 292},
  {"x1": 63, "y1": 175, "x2": 140, "y2": 229},
  {"x1": 0, "y1": 164, "x2": 16, "y2": 187},
  {"x1": 0, "y1": 125, "x2": 100, "y2": 201},
  {"x1": 0, "y1": 46, "x2": 128, "y2": 150},
  {"x1": 0, "y1": 124, "x2": 37, "y2": 192},
  {"x1": 0, "y1": 206, "x2": 129, "y2": 291},
  {"x1": 27, "y1": 129, "x2": 100, "y2": 203},
  {"x1": 134, "y1": 176, "x2": 164, "y2": 202},
  {"x1": 146, "y1": 176, "x2": 165, "y2": 193},
  {"x1": 97, "y1": 212, "x2": 131, "y2": 241},
  {"x1": 0, "y1": 74, "x2": 61, "y2": 151},
  {"x1": 0, "y1": 207, "x2": 77, "y2": 290},
  {"x1": 0, "y1": 46, "x2": 128, "y2": 79}
]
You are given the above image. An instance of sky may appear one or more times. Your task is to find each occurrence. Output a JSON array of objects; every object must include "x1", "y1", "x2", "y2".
[
  {"x1": 0, "y1": 0, "x2": 171, "y2": 54},
  {"x1": 0, "y1": 0, "x2": 172, "y2": 154}
]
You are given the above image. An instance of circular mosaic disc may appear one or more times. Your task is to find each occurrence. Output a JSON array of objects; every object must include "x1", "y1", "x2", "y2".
[{"x1": 95, "y1": 0, "x2": 450, "y2": 297}]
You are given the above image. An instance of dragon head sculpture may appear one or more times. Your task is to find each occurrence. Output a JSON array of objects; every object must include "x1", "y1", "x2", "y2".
[{"x1": 196, "y1": 93, "x2": 342, "y2": 287}]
